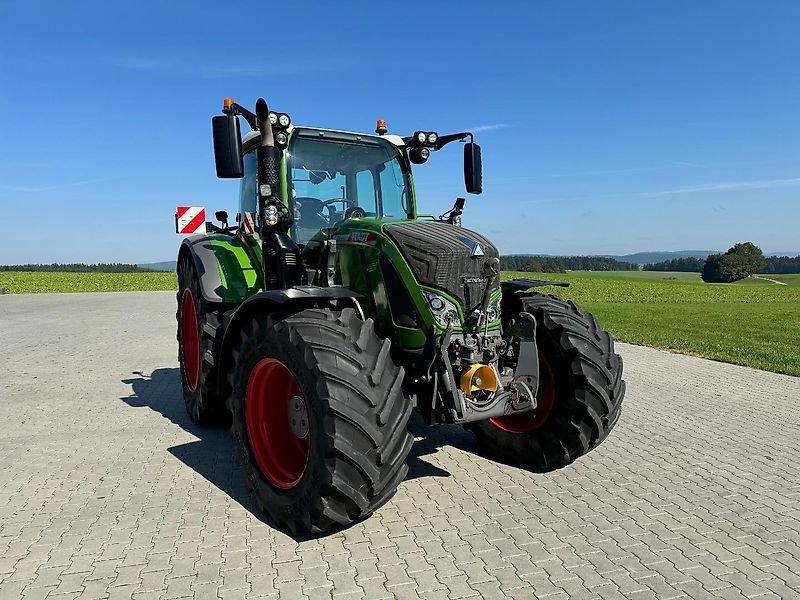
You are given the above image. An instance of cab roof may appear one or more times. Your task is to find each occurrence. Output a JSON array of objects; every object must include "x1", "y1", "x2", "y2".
[{"x1": 242, "y1": 126, "x2": 405, "y2": 148}]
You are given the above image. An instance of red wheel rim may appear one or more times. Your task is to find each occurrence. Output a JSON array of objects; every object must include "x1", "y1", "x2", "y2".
[
  {"x1": 490, "y1": 352, "x2": 557, "y2": 434},
  {"x1": 245, "y1": 359, "x2": 311, "y2": 490},
  {"x1": 181, "y1": 288, "x2": 200, "y2": 393}
]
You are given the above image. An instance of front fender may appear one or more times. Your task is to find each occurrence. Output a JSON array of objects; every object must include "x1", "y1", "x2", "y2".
[{"x1": 215, "y1": 286, "x2": 363, "y2": 397}]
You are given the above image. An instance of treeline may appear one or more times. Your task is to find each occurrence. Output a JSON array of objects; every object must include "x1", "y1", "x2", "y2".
[
  {"x1": 760, "y1": 255, "x2": 800, "y2": 274},
  {"x1": 644, "y1": 257, "x2": 706, "y2": 272},
  {"x1": 500, "y1": 255, "x2": 639, "y2": 273},
  {"x1": 0, "y1": 263, "x2": 154, "y2": 273},
  {"x1": 645, "y1": 255, "x2": 800, "y2": 274}
]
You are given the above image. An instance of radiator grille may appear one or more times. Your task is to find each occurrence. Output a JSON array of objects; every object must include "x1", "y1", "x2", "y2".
[{"x1": 384, "y1": 221, "x2": 500, "y2": 314}]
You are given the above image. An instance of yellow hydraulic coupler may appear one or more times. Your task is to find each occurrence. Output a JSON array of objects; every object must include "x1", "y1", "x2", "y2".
[{"x1": 459, "y1": 364, "x2": 499, "y2": 394}]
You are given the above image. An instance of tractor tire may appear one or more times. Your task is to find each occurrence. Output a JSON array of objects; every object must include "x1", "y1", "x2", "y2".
[
  {"x1": 471, "y1": 293, "x2": 625, "y2": 471},
  {"x1": 227, "y1": 307, "x2": 414, "y2": 534},
  {"x1": 176, "y1": 255, "x2": 229, "y2": 426}
]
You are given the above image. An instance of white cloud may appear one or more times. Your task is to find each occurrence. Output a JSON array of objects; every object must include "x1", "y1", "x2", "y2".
[
  {"x1": 651, "y1": 177, "x2": 800, "y2": 195},
  {"x1": 467, "y1": 124, "x2": 512, "y2": 133}
]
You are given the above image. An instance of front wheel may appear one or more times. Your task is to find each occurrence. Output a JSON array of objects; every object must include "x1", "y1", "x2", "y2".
[
  {"x1": 471, "y1": 293, "x2": 625, "y2": 471},
  {"x1": 228, "y1": 307, "x2": 414, "y2": 534}
]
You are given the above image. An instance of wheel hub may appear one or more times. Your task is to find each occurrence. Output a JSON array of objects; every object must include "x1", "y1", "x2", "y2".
[
  {"x1": 288, "y1": 395, "x2": 309, "y2": 438},
  {"x1": 245, "y1": 359, "x2": 311, "y2": 490},
  {"x1": 180, "y1": 288, "x2": 200, "y2": 392}
]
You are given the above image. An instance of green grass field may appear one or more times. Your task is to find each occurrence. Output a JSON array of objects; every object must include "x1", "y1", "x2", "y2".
[
  {"x1": 2, "y1": 269, "x2": 798, "y2": 376},
  {"x1": 0, "y1": 271, "x2": 176, "y2": 294},
  {"x1": 504, "y1": 270, "x2": 800, "y2": 376}
]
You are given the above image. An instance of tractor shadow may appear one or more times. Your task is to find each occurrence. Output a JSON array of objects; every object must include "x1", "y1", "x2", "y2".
[
  {"x1": 120, "y1": 368, "x2": 261, "y2": 524},
  {"x1": 120, "y1": 368, "x2": 482, "y2": 538}
]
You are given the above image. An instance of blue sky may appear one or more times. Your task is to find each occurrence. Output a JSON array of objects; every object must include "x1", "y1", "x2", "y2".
[{"x1": 0, "y1": 1, "x2": 798, "y2": 263}]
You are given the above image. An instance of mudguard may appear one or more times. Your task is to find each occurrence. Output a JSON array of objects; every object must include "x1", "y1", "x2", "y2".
[
  {"x1": 500, "y1": 278, "x2": 570, "y2": 292},
  {"x1": 178, "y1": 234, "x2": 262, "y2": 304},
  {"x1": 215, "y1": 286, "x2": 363, "y2": 397}
]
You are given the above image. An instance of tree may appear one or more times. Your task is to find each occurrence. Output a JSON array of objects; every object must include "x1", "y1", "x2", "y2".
[
  {"x1": 728, "y1": 242, "x2": 765, "y2": 274},
  {"x1": 701, "y1": 242, "x2": 765, "y2": 283},
  {"x1": 701, "y1": 254, "x2": 724, "y2": 282}
]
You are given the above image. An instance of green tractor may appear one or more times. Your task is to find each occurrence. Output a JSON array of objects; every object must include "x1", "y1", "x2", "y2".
[{"x1": 176, "y1": 97, "x2": 625, "y2": 533}]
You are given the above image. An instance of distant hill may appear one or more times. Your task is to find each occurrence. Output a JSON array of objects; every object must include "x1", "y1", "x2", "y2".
[
  {"x1": 137, "y1": 261, "x2": 176, "y2": 272},
  {"x1": 767, "y1": 251, "x2": 800, "y2": 258},
  {"x1": 610, "y1": 251, "x2": 718, "y2": 265}
]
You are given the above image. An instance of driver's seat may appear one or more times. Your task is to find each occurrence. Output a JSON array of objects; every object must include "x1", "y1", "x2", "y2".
[{"x1": 293, "y1": 197, "x2": 329, "y2": 244}]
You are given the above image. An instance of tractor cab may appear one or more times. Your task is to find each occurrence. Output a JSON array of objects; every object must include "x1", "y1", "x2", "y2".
[
  {"x1": 286, "y1": 129, "x2": 414, "y2": 243},
  {"x1": 237, "y1": 127, "x2": 415, "y2": 246}
]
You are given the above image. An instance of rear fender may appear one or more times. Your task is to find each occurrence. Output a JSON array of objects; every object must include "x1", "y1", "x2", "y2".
[{"x1": 178, "y1": 235, "x2": 262, "y2": 304}]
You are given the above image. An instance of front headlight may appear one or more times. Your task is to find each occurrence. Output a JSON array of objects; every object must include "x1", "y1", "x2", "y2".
[
  {"x1": 264, "y1": 204, "x2": 279, "y2": 226},
  {"x1": 423, "y1": 291, "x2": 460, "y2": 327}
]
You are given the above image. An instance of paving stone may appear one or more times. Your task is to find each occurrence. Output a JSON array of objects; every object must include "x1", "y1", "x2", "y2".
[{"x1": 1, "y1": 292, "x2": 799, "y2": 600}]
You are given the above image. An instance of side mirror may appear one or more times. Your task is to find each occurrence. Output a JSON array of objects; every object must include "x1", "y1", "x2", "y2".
[
  {"x1": 212, "y1": 115, "x2": 244, "y2": 178},
  {"x1": 464, "y1": 142, "x2": 482, "y2": 194}
]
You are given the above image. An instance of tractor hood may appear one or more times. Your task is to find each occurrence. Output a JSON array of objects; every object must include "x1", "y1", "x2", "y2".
[{"x1": 383, "y1": 221, "x2": 500, "y2": 315}]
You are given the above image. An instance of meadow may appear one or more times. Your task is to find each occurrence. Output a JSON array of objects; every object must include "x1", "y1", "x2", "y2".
[
  {"x1": 1, "y1": 269, "x2": 798, "y2": 376},
  {"x1": 502, "y1": 270, "x2": 800, "y2": 376}
]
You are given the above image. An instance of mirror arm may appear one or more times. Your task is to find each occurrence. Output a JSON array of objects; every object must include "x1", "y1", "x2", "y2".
[
  {"x1": 224, "y1": 102, "x2": 258, "y2": 131},
  {"x1": 433, "y1": 132, "x2": 472, "y2": 151}
]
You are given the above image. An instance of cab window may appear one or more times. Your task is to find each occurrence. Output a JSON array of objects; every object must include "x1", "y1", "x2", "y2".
[
  {"x1": 287, "y1": 130, "x2": 412, "y2": 244},
  {"x1": 355, "y1": 170, "x2": 377, "y2": 214},
  {"x1": 239, "y1": 151, "x2": 257, "y2": 219}
]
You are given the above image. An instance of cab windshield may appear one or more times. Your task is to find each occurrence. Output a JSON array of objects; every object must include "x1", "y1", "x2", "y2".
[{"x1": 287, "y1": 129, "x2": 413, "y2": 244}]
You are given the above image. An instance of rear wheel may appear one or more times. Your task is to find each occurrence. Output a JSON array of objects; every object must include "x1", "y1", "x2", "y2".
[
  {"x1": 228, "y1": 307, "x2": 414, "y2": 533},
  {"x1": 176, "y1": 256, "x2": 228, "y2": 425},
  {"x1": 471, "y1": 293, "x2": 625, "y2": 471}
]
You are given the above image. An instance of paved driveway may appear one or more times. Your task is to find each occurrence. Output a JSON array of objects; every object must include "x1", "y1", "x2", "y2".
[{"x1": 1, "y1": 292, "x2": 798, "y2": 599}]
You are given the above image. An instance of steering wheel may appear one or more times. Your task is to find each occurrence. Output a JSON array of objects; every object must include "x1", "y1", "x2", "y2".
[
  {"x1": 321, "y1": 197, "x2": 355, "y2": 211},
  {"x1": 320, "y1": 197, "x2": 356, "y2": 222}
]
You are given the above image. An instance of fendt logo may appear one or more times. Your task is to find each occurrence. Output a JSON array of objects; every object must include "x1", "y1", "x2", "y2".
[
  {"x1": 457, "y1": 235, "x2": 485, "y2": 257},
  {"x1": 337, "y1": 232, "x2": 377, "y2": 246}
]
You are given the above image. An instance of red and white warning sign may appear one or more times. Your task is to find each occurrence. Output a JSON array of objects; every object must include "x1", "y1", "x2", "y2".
[
  {"x1": 175, "y1": 206, "x2": 207, "y2": 234},
  {"x1": 242, "y1": 211, "x2": 256, "y2": 235}
]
